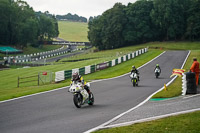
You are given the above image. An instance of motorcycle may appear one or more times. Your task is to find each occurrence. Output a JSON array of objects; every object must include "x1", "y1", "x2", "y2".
[
  {"x1": 130, "y1": 72, "x2": 139, "y2": 87},
  {"x1": 155, "y1": 68, "x2": 161, "y2": 78},
  {"x1": 68, "y1": 81, "x2": 94, "y2": 108}
]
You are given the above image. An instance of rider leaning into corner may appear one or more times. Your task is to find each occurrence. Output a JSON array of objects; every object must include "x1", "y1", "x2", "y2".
[
  {"x1": 71, "y1": 72, "x2": 92, "y2": 100},
  {"x1": 154, "y1": 64, "x2": 161, "y2": 73},
  {"x1": 131, "y1": 65, "x2": 140, "y2": 81}
]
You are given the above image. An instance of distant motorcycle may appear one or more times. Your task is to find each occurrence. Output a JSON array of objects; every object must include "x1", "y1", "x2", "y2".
[
  {"x1": 130, "y1": 72, "x2": 139, "y2": 87},
  {"x1": 155, "y1": 68, "x2": 161, "y2": 78},
  {"x1": 68, "y1": 81, "x2": 94, "y2": 108}
]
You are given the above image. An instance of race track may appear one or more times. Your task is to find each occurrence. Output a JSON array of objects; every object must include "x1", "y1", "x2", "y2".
[{"x1": 0, "y1": 51, "x2": 189, "y2": 133}]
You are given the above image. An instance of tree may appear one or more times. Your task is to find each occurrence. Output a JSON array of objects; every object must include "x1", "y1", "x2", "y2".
[
  {"x1": 88, "y1": 16, "x2": 104, "y2": 49},
  {"x1": 0, "y1": 0, "x2": 11, "y2": 45},
  {"x1": 19, "y1": 18, "x2": 39, "y2": 47},
  {"x1": 186, "y1": 0, "x2": 200, "y2": 40},
  {"x1": 15, "y1": 0, "x2": 38, "y2": 48},
  {"x1": 0, "y1": 0, "x2": 59, "y2": 48},
  {"x1": 88, "y1": 3, "x2": 127, "y2": 50},
  {"x1": 151, "y1": 0, "x2": 186, "y2": 40},
  {"x1": 123, "y1": 0, "x2": 156, "y2": 44},
  {"x1": 56, "y1": 13, "x2": 87, "y2": 22}
]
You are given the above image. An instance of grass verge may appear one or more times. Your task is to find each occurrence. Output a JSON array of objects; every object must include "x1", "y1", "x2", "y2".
[{"x1": 94, "y1": 111, "x2": 200, "y2": 133}]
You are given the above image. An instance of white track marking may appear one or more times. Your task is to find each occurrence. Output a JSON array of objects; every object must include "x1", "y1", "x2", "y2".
[
  {"x1": 183, "y1": 94, "x2": 200, "y2": 99},
  {"x1": 0, "y1": 87, "x2": 68, "y2": 104}
]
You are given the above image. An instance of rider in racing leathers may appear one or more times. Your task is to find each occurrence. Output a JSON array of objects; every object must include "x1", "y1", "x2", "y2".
[
  {"x1": 154, "y1": 64, "x2": 161, "y2": 73},
  {"x1": 71, "y1": 72, "x2": 91, "y2": 101},
  {"x1": 131, "y1": 65, "x2": 140, "y2": 81}
]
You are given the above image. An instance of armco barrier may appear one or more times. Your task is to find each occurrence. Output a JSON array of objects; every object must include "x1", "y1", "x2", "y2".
[
  {"x1": 65, "y1": 70, "x2": 72, "y2": 79},
  {"x1": 79, "y1": 67, "x2": 85, "y2": 76},
  {"x1": 4, "y1": 45, "x2": 68, "y2": 63},
  {"x1": 55, "y1": 48, "x2": 148, "y2": 82}
]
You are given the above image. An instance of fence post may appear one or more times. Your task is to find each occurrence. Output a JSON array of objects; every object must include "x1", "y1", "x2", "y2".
[
  {"x1": 18, "y1": 76, "x2": 19, "y2": 87},
  {"x1": 38, "y1": 74, "x2": 39, "y2": 86}
]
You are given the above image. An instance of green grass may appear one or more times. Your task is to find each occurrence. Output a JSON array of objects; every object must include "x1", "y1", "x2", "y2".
[
  {"x1": 58, "y1": 45, "x2": 147, "y2": 65},
  {"x1": 1, "y1": 41, "x2": 200, "y2": 101},
  {"x1": 0, "y1": 48, "x2": 161, "y2": 101},
  {"x1": 94, "y1": 111, "x2": 200, "y2": 133},
  {"x1": 146, "y1": 41, "x2": 200, "y2": 50},
  {"x1": 58, "y1": 21, "x2": 89, "y2": 42},
  {"x1": 22, "y1": 45, "x2": 62, "y2": 54},
  {"x1": 152, "y1": 50, "x2": 200, "y2": 98}
]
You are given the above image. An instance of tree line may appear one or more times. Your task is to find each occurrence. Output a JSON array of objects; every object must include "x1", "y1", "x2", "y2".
[
  {"x1": 0, "y1": 0, "x2": 59, "y2": 48},
  {"x1": 56, "y1": 13, "x2": 87, "y2": 22},
  {"x1": 88, "y1": 0, "x2": 200, "y2": 50}
]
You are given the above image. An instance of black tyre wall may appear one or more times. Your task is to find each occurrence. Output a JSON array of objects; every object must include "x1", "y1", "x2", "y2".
[
  {"x1": 186, "y1": 72, "x2": 197, "y2": 94},
  {"x1": 186, "y1": 72, "x2": 195, "y2": 80}
]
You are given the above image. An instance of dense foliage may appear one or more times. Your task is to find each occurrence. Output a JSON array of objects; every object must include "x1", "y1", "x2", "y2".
[
  {"x1": 88, "y1": 0, "x2": 200, "y2": 50},
  {"x1": 56, "y1": 13, "x2": 87, "y2": 22},
  {"x1": 0, "y1": 0, "x2": 59, "y2": 48}
]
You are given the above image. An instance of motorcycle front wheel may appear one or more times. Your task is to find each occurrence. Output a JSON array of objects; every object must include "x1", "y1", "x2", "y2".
[
  {"x1": 155, "y1": 72, "x2": 159, "y2": 78},
  {"x1": 73, "y1": 93, "x2": 83, "y2": 108},
  {"x1": 132, "y1": 79, "x2": 136, "y2": 87}
]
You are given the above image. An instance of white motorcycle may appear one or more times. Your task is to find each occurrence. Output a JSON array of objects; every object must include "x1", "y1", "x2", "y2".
[
  {"x1": 68, "y1": 81, "x2": 94, "y2": 108},
  {"x1": 155, "y1": 68, "x2": 161, "y2": 78},
  {"x1": 130, "y1": 72, "x2": 139, "y2": 87}
]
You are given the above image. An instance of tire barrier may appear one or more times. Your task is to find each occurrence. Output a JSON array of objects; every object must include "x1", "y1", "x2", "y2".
[
  {"x1": 186, "y1": 72, "x2": 197, "y2": 94},
  {"x1": 55, "y1": 48, "x2": 148, "y2": 82},
  {"x1": 186, "y1": 72, "x2": 195, "y2": 80},
  {"x1": 199, "y1": 74, "x2": 200, "y2": 85}
]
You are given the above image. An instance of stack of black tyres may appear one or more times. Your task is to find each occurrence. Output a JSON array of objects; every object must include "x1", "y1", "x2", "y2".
[
  {"x1": 186, "y1": 72, "x2": 197, "y2": 94},
  {"x1": 199, "y1": 74, "x2": 200, "y2": 85}
]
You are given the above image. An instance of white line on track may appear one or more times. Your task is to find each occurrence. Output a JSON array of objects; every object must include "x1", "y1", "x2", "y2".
[
  {"x1": 0, "y1": 87, "x2": 68, "y2": 104},
  {"x1": 183, "y1": 94, "x2": 200, "y2": 99},
  {"x1": 84, "y1": 50, "x2": 190, "y2": 133}
]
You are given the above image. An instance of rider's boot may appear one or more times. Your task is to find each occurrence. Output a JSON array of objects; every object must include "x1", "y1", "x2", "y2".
[
  {"x1": 88, "y1": 90, "x2": 91, "y2": 99},
  {"x1": 84, "y1": 85, "x2": 92, "y2": 103},
  {"x1": 87, "y1": 91, "x2": 92, "y2": 103}
]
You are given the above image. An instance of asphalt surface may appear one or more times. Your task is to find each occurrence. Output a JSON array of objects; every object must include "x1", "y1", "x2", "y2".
[
  {"x1": 106, "y1": 92, "x2": 200, "y2": 128},
  {"x1": 0, "y1": 51, "x2": 190, "y2": 133}
]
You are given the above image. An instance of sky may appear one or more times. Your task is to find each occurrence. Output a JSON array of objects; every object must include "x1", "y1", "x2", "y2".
[{"x1": 25, "y1": 0, "x2": 137, "y2": 19}]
